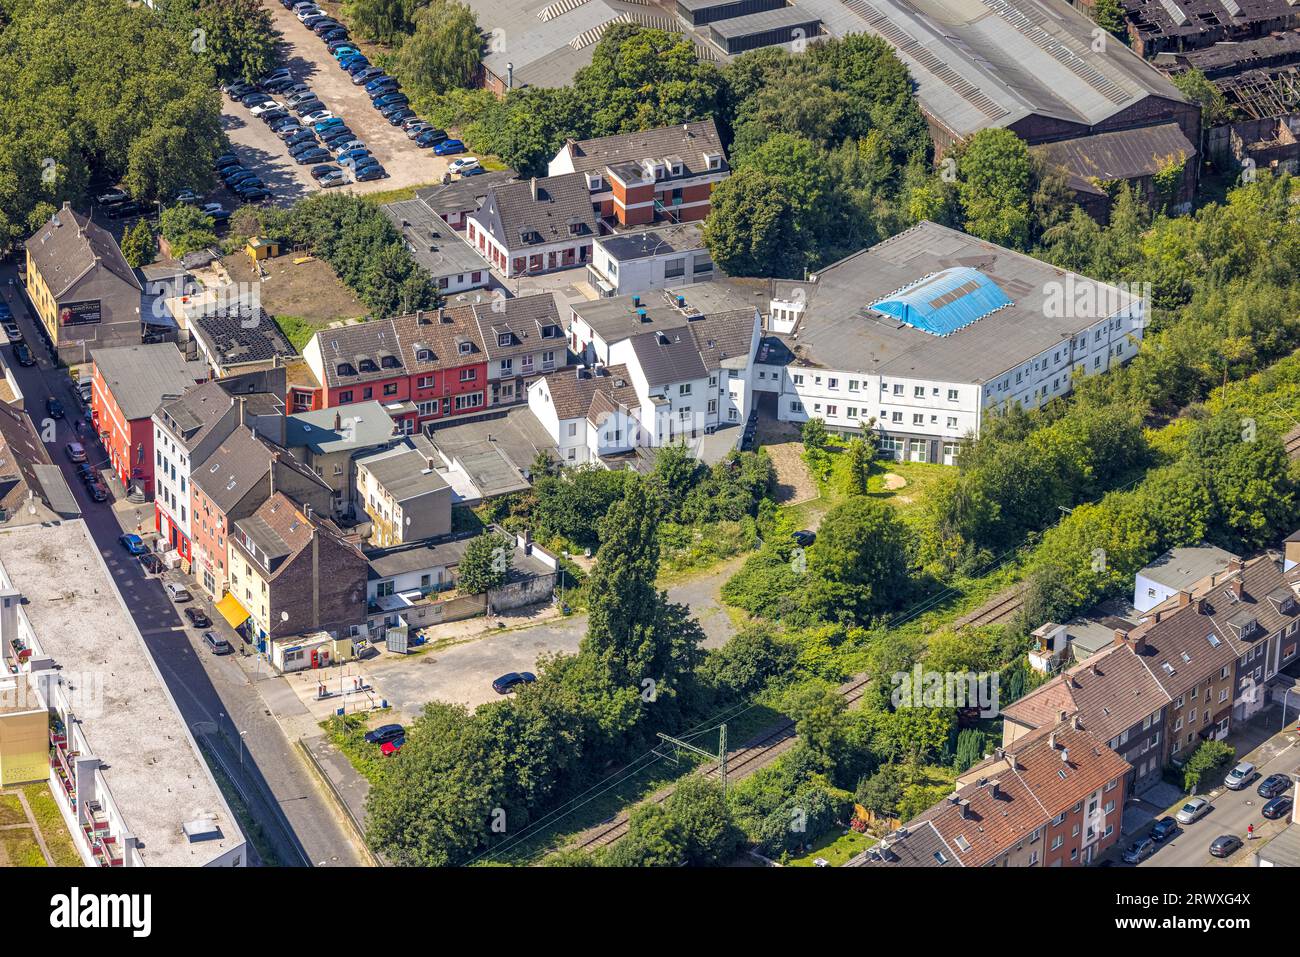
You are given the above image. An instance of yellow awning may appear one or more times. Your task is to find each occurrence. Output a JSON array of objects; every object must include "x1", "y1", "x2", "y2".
[{"x1": 215, "y1": 593, "x2": 250, "y2": 629}]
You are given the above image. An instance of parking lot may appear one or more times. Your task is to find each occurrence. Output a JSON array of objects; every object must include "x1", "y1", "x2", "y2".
[{"x1": 220, "y1": 0, "x2": 453, "y2": 201}]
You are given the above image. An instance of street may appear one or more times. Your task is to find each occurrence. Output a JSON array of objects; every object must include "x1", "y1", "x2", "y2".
[{"x1": 0, "y1": 262, "x2": 366, "y2": 867}]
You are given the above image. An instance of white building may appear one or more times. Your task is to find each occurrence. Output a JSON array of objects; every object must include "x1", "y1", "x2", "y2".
[
  {"x1": 0, "y1": 520, "x2": 245, "y2": 867},
  {"x1": 586, "y1": 222, "x2": 714, "y2": 297},
  {"x1": 751, "y1": 221, "x2": 1147, "y2": 464}
]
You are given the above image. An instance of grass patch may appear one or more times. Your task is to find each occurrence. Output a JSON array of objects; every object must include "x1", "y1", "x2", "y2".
[
  {"x1": 0, "y1": 792, "x2": 25, "y2": 826},
  {"x1": 192, "y1": 740, "x2": 284, "y2": 867},
  {"x1": 274, "y1": 315, "x2": 319, "y2": 353},
  {"x1": 657, "y1": 519, "x2": 757, "y2": 582},
  {"x1": 361, "y1": 182, "x2": 439, "y2": 205},
  {"x1": 786, "y1": 828, "x2": 874, "y2": 867},
  {"x1": 0, "y1": 828, "x2": 45, "y2": 866},
  {"x1": 20, "y1": 784, "x2": 80, "y2": 867},
  {"x1": 322, "y1": 712, "x2": 391, "y2": 785}
]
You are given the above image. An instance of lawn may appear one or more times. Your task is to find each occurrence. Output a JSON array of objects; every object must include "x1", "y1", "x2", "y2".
[
  {"x1": 0, "y1": 792, "x2": 25, "y2": 826},
  {"x1": 19, "y1": 784, "x2": 80, "y2": 866},
  {"x1": 322, "y1": 712, "x2": 393, "y2": 785},
  {"x1": 0, "y1": 828, "x2": 45, "y2": 866},
  {"x1": 787, "y1": 828, "x2": 875, "y2": 867}
]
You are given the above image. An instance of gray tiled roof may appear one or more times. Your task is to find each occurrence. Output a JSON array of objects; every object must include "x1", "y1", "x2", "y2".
[
  {"x1": 1035, "y1": 123, "x2": 1197, "y2": 185},
  {"x1": 468, "y1": 293, "x2": 565, "y2": 361},
  {"x1": 91, "y1": 344, "x2": 202, "y2": 421},
  {"x1": 285, "y1": 402, "x2": 398, "y2": 454},
  {"x1": 627, "y1": 309, "x2": 756, "y2": 388},
  {"x1": 559, "y1": 120, "x2": 727, "y2": 178},
  {"x1": 426, "y1": 405, "x2": 559, "y2": 498},
  {"x1": 24, "y1": 204, "x2": 142, "y2": 299},
  {"x1": 358, "y1": 444, "x2": 449, "y2": 503},
  {"x1": 474, "y1": 173, "x2": 597, "y2": 250}
]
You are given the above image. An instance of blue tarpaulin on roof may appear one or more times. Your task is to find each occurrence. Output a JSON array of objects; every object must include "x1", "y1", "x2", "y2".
[{"x1": 870, "y1": 266, "x2": 1012, "y2": 337}]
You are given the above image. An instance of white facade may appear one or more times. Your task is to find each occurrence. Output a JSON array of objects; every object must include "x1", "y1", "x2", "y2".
[
  {"x1": 152, "y1": 417, "x2": 193, "y2": 549},
  {"x1": 586, "y1": 233, "x2": 714, "y2": 297}
]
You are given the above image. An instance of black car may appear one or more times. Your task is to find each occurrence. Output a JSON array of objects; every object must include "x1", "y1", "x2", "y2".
[
  {"x1": 293, "y1": 99, "x2": 326, "y2": 116},
  {"x1": 45, "y1": 396, "x2": 65, "y2": 419},
  {"x1": 86, "y1": 481, "x2": 109, "y2": 503},
  {"x1": 386, "y1": 108, "x2": 416, "y2": 126},
  {"x1": 1258, "y1": 773, "x2": 1292, "y2": 799},
  {"x1": 13, "y1": 343, "x2": 36, "y2": 367},
  {"x1": 1263, "y1": 796, "x2": 1293, "y2": 820},
  {"x1": 319, "y1": 127, "x2": 355, "y2": 144},
  {"x1": 295, "y1": 148, "x2": 331, "y2": 165},
  {"x1": 792, "y1": 530, "x2": 816, "y2": 547},
  {"x1": 1209, "y1": 834, "x2": 1243, "y2": 858},
  {"x1": 106, "y1": 201, "x2": 147, "y2": 219},
  {"x1": 415, "y1": 128, "x2": 448, "y2": 148},
  {"x1": 492, "y1": 672, "x2": 536, "y2": 695},
  {"x1": 236, "y1": 187, "x2": 271, "y2": 203},
  {"x1": 1149, "y1": 816, "x2": 1178, "y2": 843},
  {"x1": 363, "y1": 723, "x2": 405, "y2": 746},
  {"x1": 310, "y1": 164, "x2": 339, "y2": 180},
  {"x1": 353, "y1": 165, "x2": 387, "y2": 182},
  {"x1": 322, "y1": 27, "x2": 349, "y2": 42},
  {"x1": 283, "y1": 128, "x2": 314, "y2": 144},
  {"x1": 214, "y1": 153, "x2": 239, "y2": 170},
  {"x1": 312, "y1": 19, "x2": 340, "y2": 34},
  {"x1": 139, "y1": 552, "x2": 164, "y2": 575},
  {"x1": 260, "y1": 108, "x2": 291, "y2": 125},
  {"x1": 184, "y1": 607, "x2": 212, "y2": 628}
]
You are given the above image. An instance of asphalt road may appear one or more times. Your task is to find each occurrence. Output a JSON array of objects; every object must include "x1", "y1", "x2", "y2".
[{"x1": 0, "y1": 264, "x2": 364, "y2": 866}]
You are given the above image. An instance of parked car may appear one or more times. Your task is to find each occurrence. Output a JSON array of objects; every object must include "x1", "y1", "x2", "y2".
[
  {"x1": 448, "y1": 157, "x2": 479, "y2": 175},
  {"x1": 224, "y1": 81, "x2": 254, "y2": 99},
  {"x1": 86, "y1": 481, "x2": 109, "y2": 503},
  {"x1": 332, "y1": 45, "x2": 360, "y2": 59},
  {"x1": 204, "y1": 632, "x2": 233, "y2": 656},
  {"x1": 380, "y1": 738, "x2": 404, "y2": 757},
  {"x1": 1122, "y1": 837, "x2": 1156, "y2": 865},
  {"x1": 1258, "y1": 773, "x2": 1291, "y2": 799},
  {"x1": 293, "y1": 99, "x2": 327, "y2": 117},
  {"x1": 319, "y1": 170, "x2": 348, "y2": 188},
  {"x1": 1225, "y1": 761, "x2": 1258, "y2": 791},
  {"x1": 792, "y1": 530, "x2": 816, "y2": 547},
  {"x1": 302, "y1": 14, "x2": 330, "y2": 28},
  {"x1": 119, "y1": 533, "x2": 147, "y2": 555},
  {"x1": 309, "y1": 164, "x2": 337, "y2": 180},
  {"x1": 283, "y1": 127, "x2": 314, "y2": 145},
  {"x1": 415, "y1": 128, "x2": 448, "y2": 148},
  {"x1": 312, "y1": 116, "x2": 344, "y2": 132},
  {"x1": 492, "y1": 672, "x2": 536, "y2": 694},
  {"x1": 96, "y1": 188, "x2": 129, "y2": 205},
  {"x1": 184, "y1": 607, "x2": 212, "y2": 628},
  {"x1": 164, "y1": 581, "x2": 193, "y2": 603},
  {"x1": 2, "y1": 321, "x2": 21, "y2": 342},
  {"x1": 353, "y1": 165, "x2": 387, "y2": 182},
  {"x1": 312, "y1": 19, "x2": 341, "y2": 34},
  {"x1": 386, "y1": 108, "x2": 416, "y2": 126},
  {"x1": 334, "y1": 140, "x2": 366, "y2": 156},
  {"x1": 459, "y1": 165, "x2": 485, "y2": 176},
  {"x1": 405, "y1": 122, "x2": 434, "y2": 139},
  {"x1": 365, "y1": 76, "x2": 397, "y2": 94},
  {"x1": 295, "y1": 148, "x2": 331, "y2": 165},
  {"x1": 319, "y1": 127, "x2": 355, "y2": 144},
  {"x1": 214, "y1": 153, "x2": 239, "y2": 170},
  {"x1": 1263, "y1": 795, "x2": 1293, "y2": 820},
  {"x1": 339, "y1": 54, "x2": 369, "y2": 71},
  {"x1": 339, "y1": 151, "x2": 372, "y2": 169},
  {"x1": 236, "y1": 186, "x2": 271, "y2": 203},
  {"x1": 374, "y1": 91, "x2": 408, "y2": 108},
  {"x1": 1209, "y1": 834, "x2": 1243, "y2": 858},
  {"x1": 352, "y1": 66, "x2": 384, "y2": 84},
  {"x1": 106, "y1": 201, "x2": 147, "y2": 219},
  {"x1": 433, "y1": 138, "x2": 466, "y2": 156},
  {"x1": 13, "y1": 343, "x2": 36, "y2": 366},
  {"x1": 249, "y1": 100, "x2": 285, "y2": 118},
  {"x1": 322, "y1": 27, "x2": 349, "y2": 42},
  {"x1": 223, "y1": 167, "x2": 257, "y2": 185},
  {"x1": 364, "y1": 723, "x2": 405, "y2": 746},
  {"x1": 1175, "y1": 796, "x2": 1211, "y2": 824},
  {"x1": 258, "y1": 67, "x2": 292, "y2": 85},
  {"x1": 1150, "y1": 817, "x2": 1179, "y2": 842},
  {"x1": 260, "y1": 108, "x2": 291, "y2": 125},
  {"x1": 139, "y1": 552, "x2": 164, "y2": 575},
  {"x1": 44, "y1": 396, "x2": 65, "y2": 419},
  {"x1": 75, "y1": 463, "x2": 94, "y2": 484}
]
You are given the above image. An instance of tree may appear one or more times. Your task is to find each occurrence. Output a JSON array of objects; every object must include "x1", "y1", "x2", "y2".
[
  {"x1": 1092, "y1": 0, "x2": 1128, "y2": 40},
  {"x1": 1171, "y1": 69, "x2": 1231, "y2": 129},
  {"x1": 192, "y1": 0, "x2": 279, "y2": 83},
  {"x1": 347, "y1": 0, "x2": 416, "y2": 42},
  {"x1": 120, "y1": 219, "x2": 157, "y2": 267},
  {"x1": 805, "y1": 497, "x2": 912, "y2": 622},
  {"x1": 702, "y1": 169, "x2": 801, "y2": 278},
  {"x1": 395, "y1": 1, "x2": 482, "y2": 96},
  {"x1": 457, "y1": 532, "x2": 514, "y2": 594},
  {"x1": 782, "y1": 682, "x2": 849, "y2": 770},
  {"x1": 953, "y1": 128, "x2": 1033, "y2": 250},
  {"x1": 856, "y1": 765, "x2": 905, "y2": 819},
  {"x1": 801, "y1": 417, "x2": 828, "y2": 451},
  {"x1": 844, "y1": 437, "x2": 872, "y2": 495},
  {"x1": 159, "y1": 205, "x2": 218, "y2": 257}
]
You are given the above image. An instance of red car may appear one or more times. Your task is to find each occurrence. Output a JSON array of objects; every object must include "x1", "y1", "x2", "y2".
[{"x1": 380, "y1": 739, "x2": 404, "y2": 757}]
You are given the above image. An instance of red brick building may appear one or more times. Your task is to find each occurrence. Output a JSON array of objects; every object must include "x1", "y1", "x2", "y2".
[
  {"x1": 90, "y1": 344, "x2": 204, "y2": 499},
  {"x1": 546, "y1": 119, "x2": 730, "y2": 227}
]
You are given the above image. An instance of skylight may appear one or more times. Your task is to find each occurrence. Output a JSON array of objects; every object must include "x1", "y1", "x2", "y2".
[{"x1": 869, "y1": 267, "x2": 1012, "y2": 337}]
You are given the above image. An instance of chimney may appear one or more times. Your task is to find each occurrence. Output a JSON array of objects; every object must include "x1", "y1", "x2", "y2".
[
  {"x1": 1228, "y1": 557, "x2": 1244, "y2": 573},
  {"x1": 237, "y1": 396, "x2": 247, "y2": 426},
  {"x1": 1049, "y1": 732, "x2": 1058, "y2": 750},
  {"x1": 1178, "y1": 589, "x2": 1191, "y2": 607},
  {"x1": 530, "y1": 177, "x2": 539, "y2": 201},
  {"x1": 1231, "y1": 578, "x2": 1244, "y2": 600},
  {"x1": 988, "y1": 779, "x2": 1001, "y2": 799},
  {"x1": 1195, "y1": 596, "x2": 1207, "y2": 614},
  {"x1": 1058, "y1": 709, "x2": 1068, "y2": 723},
  {"x1": 958, "y1": 798, "x2": 971, "y2": 819},
  {"x1": 1007, "y1": 751, "x2": 1019, "y2": 771},
  {"x1": 1072, "y1": 714, "x2": 1083, "y2": 731},
  {"x1": 334, "y1": 411, "x2": 342, "y2": 431},
  {"x1": 947, "y1": 793, "x2": 961, "y2": 807},
  {"x1": 416, "y1": 310, "x2": 425, "y2": 324}
]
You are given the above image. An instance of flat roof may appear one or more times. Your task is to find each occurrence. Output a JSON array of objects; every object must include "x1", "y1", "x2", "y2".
[
  {"x1": 597, "y1": 222, "x2": 707, "y2": 262},
  {"x1": 0, "y1": 520, "x2": 242, "y2": 866},
  {"x1": 1140, "y1": 545, "x2": 1239, "y2": 591},
  {"x1": 709, "y1": 6, "x2": 821, "y2": 38},
  {"x1": 382, "y1": 199, "x2": 492, "y2": 279},
  {"x1": 285, "y1": 401, "x2": 398, "y2": 455},
  {"x1": 772, "y1": 220, "x2": 1140, "y2": 384},
  {"x1": 426, "y1": 406, "x2": 559, "y2": 498},
  {"x1": 92, "y1": 343, "x2": 201, "y2": 420}
]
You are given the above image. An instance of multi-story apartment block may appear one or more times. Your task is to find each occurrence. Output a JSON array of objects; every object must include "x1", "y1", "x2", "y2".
[
  {"x1": 750, "y1": 221, "x2": 1146, "y2": 464},
  {"x1": 468, "y1": 293, "x2": 568, "y2": 407},
  {"x1": 547, "y1": 120, "x2": 729, "y2": 226},
  {"x1": 355, "y1": 439, "x2": 452, "y2": 546}
]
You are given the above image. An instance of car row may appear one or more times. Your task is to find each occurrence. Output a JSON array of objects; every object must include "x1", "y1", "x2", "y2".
[{"x1": 214, "y1": 152, "x2": 270, "y2": 204}]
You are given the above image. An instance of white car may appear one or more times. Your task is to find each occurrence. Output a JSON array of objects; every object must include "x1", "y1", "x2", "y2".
[
  {"x1": 447, "y1": 157, "x2": 479, "y2": 176},
  {"x1": 1175, "y1": 796, "x2": 1211, "y2": 824},
  {"x1": 296, "y1": 6, "x2": 323, "y2": 20},
  {"x1": 200, "y1": 203, "x2": 226, "y2": 217},
  {"x1": 334, "y1": 140, "x2": 366, "y2": 156},
  {"x1": 1224, "y1": 761, "x2": 1257, "y2": 791},
  {"x1": 249, "y1": 100, "x2": 284, "y2": 117},
  {"x1": 301, "y1": 110, "x2": 334, "y2": 125}
]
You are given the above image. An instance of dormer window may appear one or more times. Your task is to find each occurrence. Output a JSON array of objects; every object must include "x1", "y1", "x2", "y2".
[
  {"x1": 541, "y1": 324, "x2": 560, "y2": 339},
  {"x1": 498, "y1": 332, "x2": 512, "y2": 348},
  {"x1": 336, "y1": 362, "x2": 355, "y2": 377},
  {"x1": 585, "y1": 171, "x2": 603, "y2": 191},
  {"x1": 458, "y1": 340, "x2": 473, "y2": 355},
  {"x1": 416, "y1": 348, "x2": 434, "y2": 362},
  {"x1": 380, "y1": 355, "x2": 400, "y2": 369},
  {"x1": 704, "y1": 151, "x2": 722, "y2": 171},
  {"x1": 358, "y1": 358, "x2": 378, "y2": 373}
]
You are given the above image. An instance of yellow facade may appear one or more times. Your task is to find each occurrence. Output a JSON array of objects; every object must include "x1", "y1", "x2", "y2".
[
  {"x1": 24, "y1": 248, "x2": 60, "y2": 342},
  {"x1": 0, "y1": 708, "x2": 50, "y2": 786}
]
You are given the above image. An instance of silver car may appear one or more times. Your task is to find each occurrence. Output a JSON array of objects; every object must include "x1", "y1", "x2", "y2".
[{"x1": 1175, "y1": 796, "x2": 1210, "y2": 824}]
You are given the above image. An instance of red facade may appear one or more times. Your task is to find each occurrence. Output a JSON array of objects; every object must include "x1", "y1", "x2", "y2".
[
  {"x1": 323, "y1": 360, "x2": 490, "y2": 430},
  {"x1": 91, "y1": 368, "x2": 157, "y2": 497}
]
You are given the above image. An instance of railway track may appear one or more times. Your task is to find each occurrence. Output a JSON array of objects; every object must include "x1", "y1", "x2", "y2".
[
  {"x1": 569, "y1": 675, "x2": 873, "y2": 852},
  {"x1": 952, "y1": 584, "x2": 1026, "y2": 629}
]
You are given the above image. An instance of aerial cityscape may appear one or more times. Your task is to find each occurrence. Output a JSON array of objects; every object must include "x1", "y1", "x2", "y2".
[{"x1": 0, "y1": 0, "x2": 1298, "y2": 910}]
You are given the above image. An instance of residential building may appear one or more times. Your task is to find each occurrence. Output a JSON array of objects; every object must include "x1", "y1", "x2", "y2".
[
  {"x1": 0, "y1": 402, "x2": 79, "y2": 523},
  {"x1": 587, "y1": 222, "x2": 714, "y2": 297},
  {"x1": 302, "y1": 307, "x2": 491, "y2": 432},
  {"x1": 1005, "y1": 641, "x2": 1171, "y2": 794},
  {"x1": 284, "y1": 402, "x2": 402, "y2": 517},
  {"x1": 382, "y1": 198, "x2": 491, "y2": 295},
  {"x1": 174, "y1": 296, "x2": 296, "y2": 378},
  {"x1": 850, "y1": 717, "x2": 1129, "y2": 866},
  {"x1": 151, "y1": 370, "x2": 287, "y2": 563},
  {"x1": 424, "y1": 405, "x2": 559, "y2": 503},
  {"x1": 225, "y1": 492, "x2": 368, "y2": 659},
  {"x1": 0, "y1": 520, "x2": 245, "y2": 866},
  {"x1": 528, "y1": 364, "x2": 643, "y2": 466},
  {"x1": 466, "y1": 174, "x2": 598, "y2": 278},
  {"x1": 90, "y1": 343, "x2": 204, "y2": 499},
  {"x1": 1133, "y1": 544, "x2": 1239, "y2": 612},
  {"x1": 355, "y1": 438, "x2": 453, "y2": 546},
  {"x1": 413, "y1": 170, "x2": 518, "y2": 230},
  {"x1": 468, "y1": 292, "x2": 568, "y2": 406},
  {"x1": 548, "y1": 120, "x2": 730, "y2": 226},
  {"x1": 189, "y1": 426, "x2": 333, "y2": 601},
  {"x1": 23, "y1": 203, "x2": 143, "y2": 364},
  {"x1": 750, "y1": 221, "x2": 1146, "y2": 464}
]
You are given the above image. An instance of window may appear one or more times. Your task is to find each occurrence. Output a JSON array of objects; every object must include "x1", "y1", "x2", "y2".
[
  {"x1": 383, "y1": 383, "x2": 398, "y2": 397},
  {"x1": 678, "y1": 384, "x2": 691, "y2": 396},
  {"x1": 498, "y1": 333, "x2": 512, "y2": 348},
  {"x1": 828, "y1": 378, "x2": 838, "y2": 390},
  {"x1": 913, "y1": 386, "x2": 924, "y2": 398},
  {"x1": 339, "y1": 390, "x2": 353, "y2": 403},
  {"x1": 567, "y1": 423, "x2": 577, "y2": 437},
  {"x1": 793, "y1": 374, "x2": 804, "y2": 386},
  {"x1": 459, "y1": 369, "x2": 476, "y2": 382},
  {"x1": 947, "y1": 388, "x2": 959, "y2": 401},
  {"x1": 848, "y1": 379, "x2": 859, "y2": 391}
]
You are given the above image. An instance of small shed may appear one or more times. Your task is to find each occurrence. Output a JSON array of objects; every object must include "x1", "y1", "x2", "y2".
[{"x1": 245, "y1": 236, "x2": 280, "y2": 263}]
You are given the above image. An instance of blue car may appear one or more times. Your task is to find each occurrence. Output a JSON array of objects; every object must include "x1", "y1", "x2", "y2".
[
  {"x1": 339, "y1": 56, "x2": 368, "y2": 71},
  {"x1": 333, "y1": 46, "x2": 360, "y2": 60},
  {"x1": 313, "y1": 118, "x2": 345, "y2": 133},
  {"x1": 364, "y1": 76, "x2": 396, "y2": 94},
  {"x1": 119, "y1": 534, "x2": 147, "y2": 556},
  {"x1": 339, "y1": 153, "x2": 372, "y2": 169},
  {"x1": 433, "y1": 138, "x2": 465, "y2": 156},
  {"x1": 337, "y1": 148, "x2": 370, "y2": 165}
]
